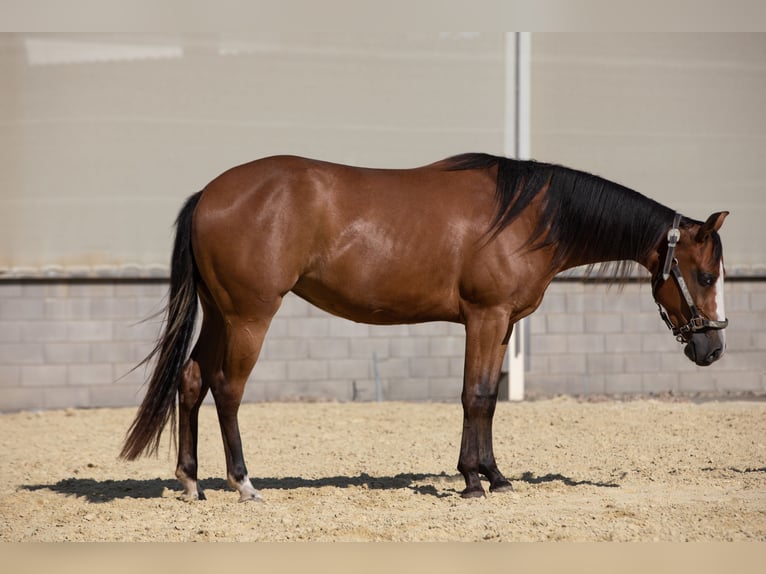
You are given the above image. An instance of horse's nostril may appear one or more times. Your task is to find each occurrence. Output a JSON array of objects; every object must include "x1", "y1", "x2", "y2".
[{"x1": 707, "y1": 348, "x2": 722, "y2": 364}]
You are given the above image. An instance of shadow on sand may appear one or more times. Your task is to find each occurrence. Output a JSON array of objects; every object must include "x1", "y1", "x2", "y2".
[{"x1": 21, "y1": 470, "x2": 619, "y2": 503}]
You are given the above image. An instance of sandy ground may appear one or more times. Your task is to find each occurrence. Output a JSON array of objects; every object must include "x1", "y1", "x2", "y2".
[{"x1": 0, "y1": 397, "x2": 764, "y2": 542}]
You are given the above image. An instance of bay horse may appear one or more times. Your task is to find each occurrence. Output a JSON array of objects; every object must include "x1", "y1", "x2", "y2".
[{"x1": 120, "y1": 153, "x2": 729, "y2": 500}]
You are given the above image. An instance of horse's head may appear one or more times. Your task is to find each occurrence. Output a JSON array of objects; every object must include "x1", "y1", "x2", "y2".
[{"x1": 652, "y1": 211, "x2": 729, "y2": 366}]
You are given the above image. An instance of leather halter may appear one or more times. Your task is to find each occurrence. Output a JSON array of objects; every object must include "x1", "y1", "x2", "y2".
[{"x1": 652, "y1": 213, "x2": 728, "y2": 343}]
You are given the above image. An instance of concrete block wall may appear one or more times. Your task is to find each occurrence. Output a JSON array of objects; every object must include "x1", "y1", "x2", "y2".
[
  {"x1": 1, "y1": 278, "x2": 765, "y2": 412},
  {"x1": 525, "y1": 280, "x2": 766, "y2": 397},
  {"x1": 0, "y1": 280, "x2": 467, "y2": 411}
]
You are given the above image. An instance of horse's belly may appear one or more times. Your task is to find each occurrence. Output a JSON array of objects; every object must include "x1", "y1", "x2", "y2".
[{"x1": 291, "y1": 272, "x2": 461, "y2": 325}]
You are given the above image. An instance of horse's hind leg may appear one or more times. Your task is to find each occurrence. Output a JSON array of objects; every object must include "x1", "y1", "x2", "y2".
[
  {"x1": 211, "y1": 317, "x2": 272, "y2": 502},
  {"x1": 175, "y1": 314, "x2": 220, "y2": 501},
  {"x1": 175, "y1": 357, "x2": 208, "y2": 500}
]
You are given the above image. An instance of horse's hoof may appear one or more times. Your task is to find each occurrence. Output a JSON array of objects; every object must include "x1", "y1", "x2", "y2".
[
  {"x1": 490, "y1": 480, "x2": 514, "y2": 493},
  {"x1": 238, "y1": 491, "x2": 263, "y2": 503},
  {"x1": 178, "y1": 488, "x2": 205, "y2": 502},
  {"x1": 460, "y1": 486, "x2": 486, "y2": 499}
]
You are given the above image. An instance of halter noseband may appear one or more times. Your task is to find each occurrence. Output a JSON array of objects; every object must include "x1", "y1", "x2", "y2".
[{"x1": 652, "y1": 213, "x2": 728, "y2": 343}]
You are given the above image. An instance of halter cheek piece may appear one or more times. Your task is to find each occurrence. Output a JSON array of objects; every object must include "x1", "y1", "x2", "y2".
[{"x1": 652, "y1": 213, "x2": 728, "y2": 343}]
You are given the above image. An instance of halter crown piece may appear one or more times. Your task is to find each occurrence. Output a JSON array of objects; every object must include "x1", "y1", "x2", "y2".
[{"x1": 654, "y1": 213, "x2": 728, "y2": 343}]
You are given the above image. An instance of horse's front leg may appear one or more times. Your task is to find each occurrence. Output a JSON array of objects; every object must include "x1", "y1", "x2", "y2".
[{"x1": 457, "y1": 306, "x2": 515, "y2": 498}]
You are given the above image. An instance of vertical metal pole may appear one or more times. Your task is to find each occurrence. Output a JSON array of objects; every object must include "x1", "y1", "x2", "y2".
[{"x1": 504, "y1": 32, "x2": 531, "y2": 402}]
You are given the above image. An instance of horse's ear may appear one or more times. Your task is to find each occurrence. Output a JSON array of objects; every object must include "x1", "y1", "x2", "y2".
[{"x1": 695, "y1": 211, "x2": 729, "y2": 242}]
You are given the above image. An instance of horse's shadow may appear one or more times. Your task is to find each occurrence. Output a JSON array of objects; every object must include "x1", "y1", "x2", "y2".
[{"x1": 21, "y1": 471, "x2": 619, "y2": 504}]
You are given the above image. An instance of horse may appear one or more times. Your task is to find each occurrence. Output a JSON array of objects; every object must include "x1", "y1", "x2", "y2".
[{"x1": 120, "y1": 153, "x2": 729, "y2": 500}]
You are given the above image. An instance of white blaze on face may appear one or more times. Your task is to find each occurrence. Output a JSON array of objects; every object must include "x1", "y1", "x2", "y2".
[{"x1": 715, "y1": 260, "x2": 726, "y2": 347}]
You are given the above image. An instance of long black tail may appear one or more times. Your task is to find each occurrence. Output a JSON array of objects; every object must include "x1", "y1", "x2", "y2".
[{"x1": 120, "y1": 191, "x2": 203, "y2": 460}]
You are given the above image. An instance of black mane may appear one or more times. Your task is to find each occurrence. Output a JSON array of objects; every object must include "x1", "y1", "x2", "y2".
[{"x1": 444, "y1": 153, "x2": 680, "y2": 278}]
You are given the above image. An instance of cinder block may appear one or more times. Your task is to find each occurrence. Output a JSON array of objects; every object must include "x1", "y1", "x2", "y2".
[
  {"x1": 584, "y1": 313, "x2": 622, "y2": 333},
  {"x1": 111, "y1": 320, "x2": 159, "y2": 342},
  {"x1": 428, "y1": 336, "x2": 464, "y2": 357},
  {"x1": 529, "y1": 334, "x2": 567, "y2": 354},
  {"x1": 602, "y1": 291, "x2": 643, "y2": 312},
  {"x1": 642, "y1": 332, "x2": 678, "y2": 353},
  {"x1": 678, "y1": 371, "x2": 717, "y2": 393},
  {"x1": 0, "y1": 298, "x2": 45, "y2": 320},
  {"x1": 630, "y1": 312, "x2": 667, "y2": 333},
  {"x1": 660, "y1": 352, "x2": 698, "y2": 372},
  {"x1": 263, "y1": 338, "x2": 309, "y2": 360},
  {"x1": 524, "y1": 374, "x2": 569, "y2": 396},
  {"x1": 409, "y1": 357, "x2": 450, "y2": 378},
  {"x1": 712, "y1": 371, "x2": 763, "y2": 392},
  {"x1": 250, "y1": 359, "x2": 287, "y2": 382},
  {"x1": 566, "y1": 333, "x2": 605, "y2": 354},
  {"x1": 715, "y1": 351, "x2": 766, "y2": 372},
  {"x1": 90, "y1": 297, "x2": 139, "y2": 319},
  {"x1": 0, "y1": 365, "x2": 21, "y2": 387},
  {"x1": 449, "y1": 357, "x2": 465, "y2": 377},
  {"x1": 603, "y1": 373, "x2": 643, "y2": 395},
  {"x1": 527, "y1": 312, "x2": 547, "y2": 335},
  {"x1": 624, "y1": 353, "x2": 662, "y2": 373},
  {"x1": 0, "y1": 343, "x2": 44, "y2": 365},
  {"x1": 427, "y1": 377, "x2": 462, "y2": 401},
  {"x1": 113, "y1": 363, "x2": 148, "y2": 385},
  {"x1": 349, "y1": 338, "x2": 390, "y2": 360},
  {"x1": 604, "y1": 333, "x2": 642, "y2": 353},
  {"x1": 349, "y1": 379, "x2": 379, "y2": 402},
  {"x1": 328, "y1": 318, "x2": 370, "y2": 338},
  {"x1": 67, "y1": 364, "x2": 114, "y2": 385},
  {"x1": 67, "y1": 321, "x2": 114, "y2": 342},
  {"x1": 309, "y1": 338, "x2": 350, "y2": 359},
  {"x1": 0, "y1": 387, "x2": 45, "y2": 412},
  {"x1": 370, "y1": 324, "x2": 411, "y2": 338},
  {"x1": 328, "y1": 359, "x2": 370, "y2": 380},
  {"x1": 21, "y1": 365, "x2": 67, "y2": 386},
  {"x1": 89, "y1": 342, "x2": 132, "y2": 363},
  {"x1": 287, "y1": 359, "x2": 328, "y2": 381},
  {"x1": 44, "y1": 298, "x2": 90, "y2": 320},
  {"x1": 44, "y1": 343, "x2": 91, "y2": 364},
  {"x1": 409, "y1": 322, "x2": 452, "y2": 337},
  {"x1": 0, "y1": 322, "x2": 21, "y2": 342},
  {"x1": 573, "y1": 374, "x2": 606, "y2": 395},
  {"x1": 376, "y1": 358, "x2": 410, "y2": 379},
  {"x1": 21, "y1": 321, "x2": 69, "y2": 342},
  {"x1": 723, "y1": 291, "x2": 751, "y2": 313},
  {"x1": 136, "y1": 297, "x2": 165, "y2": 318},
  {"x1": 750, "y1": 291, "x2": 766, "y2": 311},
  {"x1": 287, "y1": 317, "x2": 331, "y2": 338},
  {"x1": 390, "y1": 337, "x2": 429, "y2": 358},
  {"x1": 546, "y1": 313, "x2": 584, "y2": 334},
  {"x1": 386, "y1": 378, "x2": 430, "y2": 401},
  {"x1": 548, "y1": 353, "x2": 587, "y2": 375},
  {"x1": 586, "y1": 353, "x2": 624, "y2": 374},
  {"x1": 538, "y1": 292, "x2": 566, "y2": 313},
  {"x1": 578, "y1": 292, "x2": 605, "y2": 312}
]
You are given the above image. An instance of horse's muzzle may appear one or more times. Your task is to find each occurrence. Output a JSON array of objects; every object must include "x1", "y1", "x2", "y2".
[{"x1": 684, "y1": 331, "x2": 726, "y2": 366}]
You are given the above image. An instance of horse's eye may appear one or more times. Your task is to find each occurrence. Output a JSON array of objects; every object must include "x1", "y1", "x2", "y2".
[{"x1": 698, "y1": 273, "x2": 715, "y2": 287}]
